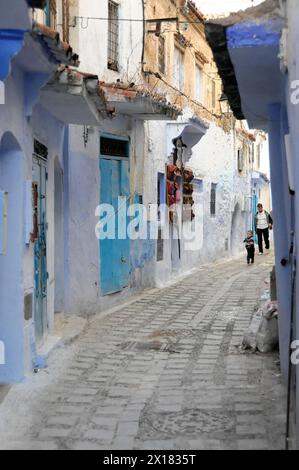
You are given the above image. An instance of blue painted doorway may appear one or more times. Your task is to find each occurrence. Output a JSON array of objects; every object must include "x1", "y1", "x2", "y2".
[
  {"x1": 32, "y1": 142, "x2": 48, "y2": 342},
  {"x1": 99, "y1": 135, "x2": 130, "y2": 295}
]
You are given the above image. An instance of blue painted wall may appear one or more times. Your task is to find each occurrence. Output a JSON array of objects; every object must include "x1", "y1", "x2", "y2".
[{"x1": 0, "y1": 132, "x2": 24, "y2": 382}]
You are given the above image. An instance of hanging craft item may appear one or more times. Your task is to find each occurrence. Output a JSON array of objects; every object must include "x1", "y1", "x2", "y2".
[
  {"x1": 182, "y1": 167, "x2": 195, "y2": 222},
  {"x1": 167, "y1": 164, "x2": 182, "y2": 224}
]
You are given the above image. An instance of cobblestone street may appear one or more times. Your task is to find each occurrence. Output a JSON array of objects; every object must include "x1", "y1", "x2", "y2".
[{"x1": 0, "y1": 255, "x2": 286, "y2": 450}]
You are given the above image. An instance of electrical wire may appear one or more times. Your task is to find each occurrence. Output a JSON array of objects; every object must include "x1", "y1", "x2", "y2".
[{"x1": 146, "y1": 70, "x2": 222, "y2": 120}]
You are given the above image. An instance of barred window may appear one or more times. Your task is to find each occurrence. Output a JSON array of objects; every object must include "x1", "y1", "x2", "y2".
[
  {"x1": 158, "y1": 36, "x2": 166, "y2": 75},
  {"x1": 62, "y1": 0, "x2": 70, "y2": 43},
  {"x1": 45, "y1": 0, "x2": 57, "y2": 28},
  {"x1": 238, "y1": 149, "x2": 244, "y2": 173},
  {"x1": 108, "y1": 0, "x2": 119, "y2": 72},
  {"x1": 211, "y1": 80, "x2": 216, "y2": 109},
  {"x1": 210, "y1": 183, "x2": 217, "y2": 216}
]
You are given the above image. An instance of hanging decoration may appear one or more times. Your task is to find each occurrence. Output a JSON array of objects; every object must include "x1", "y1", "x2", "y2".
[
  {"x1": 166, "y1": 164, "x2": 182, "y2": 224},
  {"x1": 182, "y1": 167, "x2": 195, "y2": 222}
]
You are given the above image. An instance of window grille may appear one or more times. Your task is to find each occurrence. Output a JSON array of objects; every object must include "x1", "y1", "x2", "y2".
[
  {"x1": 158, "y1": 36, "x2": 166, "y2": 75},
  {"x1": 45, "y1": 0, "x2": 57, "y2": 28},
  {"x1": 100, "y1": 137, "x2": 129, "y2": 158},
  {"x1": 62, "y1": 0, "x2": 70, "y2": 43},
  {"x1": 108, "y1": 1, "x2": 119, "y2": 72},
  {"x1": 210, "y1": 183, "x2": 217, "y2": 216}
]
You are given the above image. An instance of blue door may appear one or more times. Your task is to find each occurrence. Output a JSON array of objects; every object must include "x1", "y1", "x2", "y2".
[
  {"x1": 100, "y1": 137, "x2": 130, "y2": 295},
  {"x1": 32, "y1": 155, "x2": 48, "y2": 342}
]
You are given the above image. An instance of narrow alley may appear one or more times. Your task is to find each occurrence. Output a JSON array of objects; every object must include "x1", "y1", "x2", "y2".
[{"x1": 0, "y1": 255, "x2": 285, "y2": 450}]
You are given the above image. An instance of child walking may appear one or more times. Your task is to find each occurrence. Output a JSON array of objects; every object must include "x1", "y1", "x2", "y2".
[{"x1": 244, "y1": 230, "x2": 255, "y2": 265}]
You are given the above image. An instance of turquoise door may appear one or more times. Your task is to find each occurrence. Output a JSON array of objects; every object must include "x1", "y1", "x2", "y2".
[
  {"x1": 32, "y1": 155, "x2": 48, "y2": 342},
  {"x1": 100, "y1": 139, "x2": 130, "y2": 295}
]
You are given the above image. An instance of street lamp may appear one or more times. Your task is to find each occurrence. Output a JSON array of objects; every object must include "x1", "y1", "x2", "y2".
[{"x1": 219, "y1": 92, "x2": 230, "y2": 115}]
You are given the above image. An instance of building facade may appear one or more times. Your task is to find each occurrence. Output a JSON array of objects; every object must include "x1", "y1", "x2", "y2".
[
  {"x1": 205, "y1": 0, "x2": 298, "y2": 447},
  {"x1": 0, "y1": 0, "x2": 269, "y2": 384},
  {"x1": 142, "y1": 0, "x2": 263, "y2": 284}
]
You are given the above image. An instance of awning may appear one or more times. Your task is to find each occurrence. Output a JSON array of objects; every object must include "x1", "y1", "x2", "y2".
[
  {"x1": 174, "y1": 117, "x2": 209, "y2": 148},
  {"x1": 40, "y1": 68, "x2": 182, "y2": 124},
  {"x1": 167, "y1": 117, "x2": 209, "y2": 158}
]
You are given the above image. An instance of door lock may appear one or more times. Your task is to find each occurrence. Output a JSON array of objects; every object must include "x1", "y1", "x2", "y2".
[{"x1": 121, "y1": 256, "x2": 126, "y2": 263}]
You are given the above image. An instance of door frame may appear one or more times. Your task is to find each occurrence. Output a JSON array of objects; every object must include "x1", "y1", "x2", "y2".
[
  {"x1": 99, "y1": 133, "x2": 131, "y2": 296},
  {"x1": 32, "y1": 147, "x2": 48, "y2": 344}
]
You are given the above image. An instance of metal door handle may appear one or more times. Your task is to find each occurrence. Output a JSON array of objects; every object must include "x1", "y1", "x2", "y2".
[{"x1": 121, "y1": 257, "x2": 126, "y2": 263}]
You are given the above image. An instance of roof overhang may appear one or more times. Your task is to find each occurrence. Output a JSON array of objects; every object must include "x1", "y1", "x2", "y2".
[
  {"x1": 40, "y1": 69, "x2": 109, "y2": 125},
  {"x1": 227, "y1": 18, "x2": 283, "y2": 130},
  {"x1": 40, "y1": 69, "x2": 182, "y2": 125},
  {"x1": 100, "y1": 83, "x2": 182, "y2": 121},
  {"x1": 166, "y1": 117, "x2": 209, "y2": 158},
  {"x1": 173, "y1": 117, "x2": 209, "y2": 148},
  {"x1": 206, "y1": 7, "x2": 284, "y2": 131}
]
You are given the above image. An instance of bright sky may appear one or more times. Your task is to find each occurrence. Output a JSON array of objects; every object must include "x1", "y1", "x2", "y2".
[{"x1": 194, "y1": 0, "x2": 264, "y2": 14}]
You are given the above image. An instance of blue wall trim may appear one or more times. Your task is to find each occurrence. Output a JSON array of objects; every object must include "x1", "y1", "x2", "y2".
[
  {"x1": 0, "y1": 29, "x2": 26, "y2": 81},
  {"x1": 227, "y1": 19, "x2": 282, "y2": 49}
]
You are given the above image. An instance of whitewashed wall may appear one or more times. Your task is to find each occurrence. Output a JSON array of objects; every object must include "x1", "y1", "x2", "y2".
[
  {"x1": 144, "y1": 110, "x2": 251, "y2": 286},
  {"x1": 70, "y1": 0, "x2": 144, "y2": 83}
]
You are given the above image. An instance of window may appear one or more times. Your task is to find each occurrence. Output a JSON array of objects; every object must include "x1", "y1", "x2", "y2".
[
  {"x1": 173, "y1": 46, "x2": 184, "y2": 91},
  {"x1": 62, "y1": 0, "x2": 70, "y2": 43},
  {"x1": 257, "y1": 144, "x2": 261, "y2": 169},
  {"x1": 45, "y1": 0, "x2": 57, "y2": 28},
  {"x1": 195, "y1": 65, "x2": 203, "y2": 103},
  {"x1": 211, "y1": 80, "x2": 216, "y2": 109},
  {"x1": 238, "y1": 148, "x2": 244, "y2": 173},
  {"x1": 108, "y1": 0, "x2": 119, "y2": 72},
  {"x1": 158, "y1": 36, "x2": 166, "y2": 75},
  {"x1": 100, "y1": 137, "x2": 129, "y2": 158},
  {"x1": 210, "y1": 183, "x2": 217, "y2": 216}
]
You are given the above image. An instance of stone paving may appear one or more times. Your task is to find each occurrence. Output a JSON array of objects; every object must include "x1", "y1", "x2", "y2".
[{"x1": 0, "y1": 255, "x2": 286, "y2": 450}]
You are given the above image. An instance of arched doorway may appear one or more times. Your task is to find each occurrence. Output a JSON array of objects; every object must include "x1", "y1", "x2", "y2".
[
  {"x1": 231, "y1": 203, "x2": 243, "y2": 256},
  {"x1": 0, "y1": 132, "x2": 24, "y2": 382}
]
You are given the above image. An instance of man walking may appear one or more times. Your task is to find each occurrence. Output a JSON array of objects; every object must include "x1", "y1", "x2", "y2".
[{"x1": 254, "y1": 203, "x2": 273, "y2": 255}]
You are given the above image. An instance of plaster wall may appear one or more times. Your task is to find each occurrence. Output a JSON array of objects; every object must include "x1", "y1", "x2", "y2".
[
  {"x1": 144, "y1": 111, "x2": 251, "y2": 286},
  {"x1": 65, "y1": 116, "x2": 155, "y2": 316},
  {"x1": 69, "y1": 0, "x2": 144, "y2": 83},
  {"x1": 0, "y1": 62, "x2": 66, "y2": 381}
]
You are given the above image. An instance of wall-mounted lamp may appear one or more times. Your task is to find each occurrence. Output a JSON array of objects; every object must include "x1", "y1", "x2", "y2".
[{"x1": 219, "y1": 92, "x2": 230, "y2": 115}]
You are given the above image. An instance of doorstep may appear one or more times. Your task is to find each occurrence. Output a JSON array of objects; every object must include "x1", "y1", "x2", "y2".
[{"x1": 36, "y1": 313, "x2": 87, "y2": 365}]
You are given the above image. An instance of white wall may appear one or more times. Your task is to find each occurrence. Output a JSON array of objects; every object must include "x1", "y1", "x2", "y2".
[
  {"x1": 144, "y1": 110, "x2": 251, "y2": 286},
  {"x1": 70, "y1": 0, "x2": 144, "y2": 83},
  {"x1": 65, "y1": 116, "x2": 155, "y2": 316}
]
